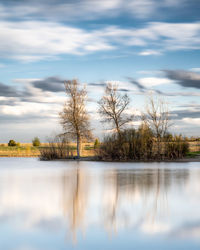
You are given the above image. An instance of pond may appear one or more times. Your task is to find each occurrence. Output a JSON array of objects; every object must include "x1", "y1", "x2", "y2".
[{"x1": 0, "y1": 158, "x2": 200, "y2": 250}]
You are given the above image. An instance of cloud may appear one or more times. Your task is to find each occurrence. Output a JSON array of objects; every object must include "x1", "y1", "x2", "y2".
[
  {"x1": 0, "y1": 21, "x2": 114, "y2": 62},
  {"x1": 125, "y1": 0, "x2": 156, "y2": 18},
  {"x1": 162, "y1": 91, "x2": 200, "y2": 97},
  {"x1": 138, "y1": 50, "x2": 162, "y2": 56},
  {"x1": 0, "y1": 0, "x2": 191, "y2": 22},
  {"x1": 190, "y1": 68, "x2": 200, "y2": 72},
  {"x1": 183, "y1": 118, "x2": 200, "y2": 125},
  {"x1": 164, "y1": 70, "x2": 200, "y2": 89},
  {"x1": 128, "y1": 77, "x2": 174, "y2": 95},
  {"x1": 128, "y1": 76, "x2": 200, "y2": 97},
  {"x1": 146, "y1": 22, "x2": 200, "y2": 51},
  {"x1": 0, "y1": 82, "x2": 37, "y2": 104},
  {"x1": 0, "y1": 20, "x2": 200, "y2": 61},
  {"x1": 0, "y1": 113, "x2": 56, "y2": 124},
  {"x1": 1, "y1": 101, "x2": 58, "y2": 117},
  {"x1": 0, "y1": 80, "x2": 41, "y2": 104},
  {"x1": 88, "y1": 82, "x2": 107, "y2": 87},
  {"x1": 0, "y1": 82, "x2": 20, "y2": 97},
  {"x1": 128, "y1": 78, "x2": 146, "y2": 92},
  {"x1": 32, "y1": 77, "x2": 65, "y2": 92},
  {"x1": 0, "y1": 96, "x2": 19, "y2": 106},
  {"x1": 118, "y1": 88, "x2": 130, "y2": 92},
  {"x1": 170, "y1": 109, "x2": 200, "y2": 120},
  {"x1": 137, "y1": 70, "x2": 160, "y2": 75},
  {"x1": 138, "y1": 77, "x2": 172, "y2": 87},
  {"x1": 0, "y1": 78, "x2": 67, "y2": 106}
]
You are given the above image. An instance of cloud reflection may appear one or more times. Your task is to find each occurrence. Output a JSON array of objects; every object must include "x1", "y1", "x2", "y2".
[{"x1": 0, "y1": 160, "x2": 200, "y2": 248}]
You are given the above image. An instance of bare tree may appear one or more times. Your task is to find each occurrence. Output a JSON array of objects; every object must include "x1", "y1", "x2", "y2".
[
  {"x1": 60, "y1": 79, "x2": 92, "y2": 158},
  {"x1": 98, "y1": 82, "x2": 133, "y2": 137},
  {"x1": 145, "y1": 95, "x2": 171, "y2": 158}
]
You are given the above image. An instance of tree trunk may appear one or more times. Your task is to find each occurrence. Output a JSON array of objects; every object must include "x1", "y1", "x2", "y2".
[
  {"x1": 77, "y1": 136, "x2": 81, "y2": 158},
  {"x1": 116, "y1": 124, "x2": 122, "y2": 142},
  {"x1": 156, "y1": 136, "x2": 161, "y2": 160}
]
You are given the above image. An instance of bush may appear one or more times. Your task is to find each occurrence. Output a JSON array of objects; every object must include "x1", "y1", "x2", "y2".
[
  {"x1": 98, "y1": 128, "x2": 189, "y2": 161},
  {"x1": 99, "y1": 127, "x2": 154, "y2": 161},
  {"x1": 164, "y1": 135, "x2": 189, "y2": 159},
  {"x1": 32, "y1": 137, "x2": 41, "y2": 147},
  {"x1": 8, "y1": 140, "x2": 17, "y2": 147},
  {"x1": 94, "y1": 138, "x2": 100, "y2": 149},
  {"x1": 39, "y1": 135, "x2": 73, "y2": 160}
]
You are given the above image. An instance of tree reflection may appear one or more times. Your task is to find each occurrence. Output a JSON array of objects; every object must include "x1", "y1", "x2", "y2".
[
  {"x1": 101, "y1": 167, "x2": 189, "y2": 234},
  {"x1": 60, "y1": 165, "x2": 189, "y2": 241},
  {"x1": 0, "y1": 162, "x2": 194, "y2": 246},
  {"x1": 61, "y1": 165, "x2": 89, "y2": 243}
]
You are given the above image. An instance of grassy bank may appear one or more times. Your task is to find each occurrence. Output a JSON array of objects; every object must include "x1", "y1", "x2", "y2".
[
  {"x1": 186, "y1": 151, "x2": 200, "y2": 158},
  {"x1": 0, "y1": 145, "x2": 40, "y2": 157},
  {"x1": 0, "y1": 142, "x2": 199, "y2": 159},
  {"x1": 0, "y1": 143, "x2": 95, "y2": 157}
]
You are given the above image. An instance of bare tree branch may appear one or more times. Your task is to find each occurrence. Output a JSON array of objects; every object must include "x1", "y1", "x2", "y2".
[
  {"x1": 145, "y1": 95, "x2": 171, "y2": 158},
  {"x1": 98, "y1": 82, "x2": 133, "y2": 136}
]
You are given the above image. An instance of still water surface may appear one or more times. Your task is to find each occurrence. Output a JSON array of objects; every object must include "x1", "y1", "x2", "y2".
[{"x1": 0, "y1": 158, "x2": 200, "y2": 250}]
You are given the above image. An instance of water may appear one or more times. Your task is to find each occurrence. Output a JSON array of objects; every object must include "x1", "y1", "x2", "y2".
[{"x1": 0, "y1": 158, "x2": 200, "y2": 250}]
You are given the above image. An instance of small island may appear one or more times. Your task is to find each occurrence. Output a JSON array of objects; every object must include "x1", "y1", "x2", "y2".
[{"x1": 1, "y1": 80, "x2": 199, "y2": 162}]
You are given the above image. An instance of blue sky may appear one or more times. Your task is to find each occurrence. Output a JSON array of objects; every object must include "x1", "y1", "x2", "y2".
[{"x1": 0, "y1": 0, "x2": 200, "y2": 142}]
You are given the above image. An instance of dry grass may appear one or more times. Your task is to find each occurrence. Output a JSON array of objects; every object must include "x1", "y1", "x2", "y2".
[
  {"x1": 189, "y1": 141, "x2": 200, "y2": 152},
  {"x1": 0, "y1": 141, "x2": 198, "y2": 158},
  {"x1": 0, "y1": 143, "x2": 95, "y2": 157},
  {"x1": 0, "y1": 146, "x2": 40, "y2": 157}
]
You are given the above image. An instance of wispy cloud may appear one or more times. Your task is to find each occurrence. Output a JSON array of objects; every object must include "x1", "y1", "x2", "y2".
[
  {"x1": 170, "y1": 109, "x2": 200, "y2": 120},
  {"x1": 164, "y1": 70, "x2": 200, "y2": 89},
  {"x1": 0, "y1": 78, "x2": 67, "y2": 104},
  {"x1": 32, "y1": 77, "x2": 65, "y2": 92},
  {"x1": 138, "y1": 50, "x2": 162, "y2": 56},
  {"x1": 0, "y1": 0, "x2": 191, "y2": 21},
  {"x1": 0, "y1": 21, "x2": 115, "y2": 61},
  {"x1": 138, "y1": 77, "x2": 172, "y2": 87},
  {"x1": 190, "y1": 68, "x2": 200, "y2": 72},
  {"x1": 1, "y1": 20, "x2": 200, "y2": 62},
  {"x1": 0, "y1": 82, "x2": 22, "y2": 97},
  {"x1": 128, "y1": 76, "x2": 200, "y2": 96},
  {"x1": 183, "y1": 117, "x2": 200, "y2": 126}
]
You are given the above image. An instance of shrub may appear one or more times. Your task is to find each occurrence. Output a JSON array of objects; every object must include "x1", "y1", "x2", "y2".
[
  {"x1": 98, "y1": 129, "x2": 189, "y2": 161},
  {"x1": 39, "y1": 135, "x2": 73, "y2": 160},
  {"x1": 94, "y1": 138, "x2": 100, "y2": 149},
  {"x1": 99, "y1": 127, "x2": 154, "y2": 161},
  {"x1": 32, "y1": 137, "x2": 41, "y2": 147},
  {"x1": 8, "y1": 140, "x2": 17, "y2": 147},
  {"x1": 164, "y1": 135, "x2": 189, "y2": 159}
]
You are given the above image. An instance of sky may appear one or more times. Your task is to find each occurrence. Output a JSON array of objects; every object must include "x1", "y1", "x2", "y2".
[{"x1": 0, "y1": 0, "x2": 200, "y2": 142}]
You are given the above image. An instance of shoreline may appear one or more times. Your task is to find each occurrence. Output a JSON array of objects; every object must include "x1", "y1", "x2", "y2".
[
  {"x1": 50, "y1": 156, "x2": 200, "y2": 162},
  {"x1": 1, "y1": 155, "x2": 199, "y2": 162}
]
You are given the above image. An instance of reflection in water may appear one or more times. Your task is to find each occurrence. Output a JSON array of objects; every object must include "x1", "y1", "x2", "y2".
[
  {"x1": 0, "y1": 159, "x2": 199, "y2": 250},
  {"x1": 62, "y1": 167, "x2": 89, "y2": 242},
  {"x1": 102, "y1": 168, "x2": 189, "y2": 235}
]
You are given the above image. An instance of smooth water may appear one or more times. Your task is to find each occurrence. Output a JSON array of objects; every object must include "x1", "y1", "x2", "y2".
[{"x1": 0, "y1": 158, "x2": 200, "y2": 250}]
